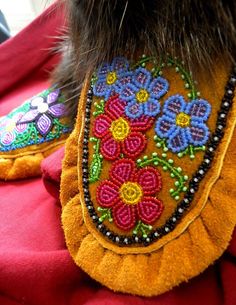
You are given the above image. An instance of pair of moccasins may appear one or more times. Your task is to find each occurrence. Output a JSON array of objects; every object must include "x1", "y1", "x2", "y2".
[{"x1": 1, "y1": 56, "x2": 236, "y2": 296}]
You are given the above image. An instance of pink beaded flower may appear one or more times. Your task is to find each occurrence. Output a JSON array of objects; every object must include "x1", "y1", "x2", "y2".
[
  {"x1": 93, "y1": 95, "x2": 154, "y2": 160},
  {"x1": 97, "y1": 158, "x2": 164, "y2": 231}
]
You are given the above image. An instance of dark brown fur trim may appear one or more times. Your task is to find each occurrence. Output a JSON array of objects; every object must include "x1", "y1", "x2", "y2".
[{"x1": 53, "y1": 0, "x2": 236, "y2": 117}]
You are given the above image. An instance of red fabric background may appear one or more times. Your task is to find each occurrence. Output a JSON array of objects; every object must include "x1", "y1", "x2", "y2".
[{"x1": 0, "y1": 3, "x2": 235, "y2": 305}]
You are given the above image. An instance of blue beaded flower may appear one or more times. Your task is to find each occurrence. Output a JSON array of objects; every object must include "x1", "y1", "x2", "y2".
[
  {"x1": 93, "y1": 57, "x2": 132, "y2": 100},
  {"x1": 119, "y1": 67, "x2": 169, "y2": 118},
  {"x1": 155, "y1": 94, "x2": 211, "y2": 153}
]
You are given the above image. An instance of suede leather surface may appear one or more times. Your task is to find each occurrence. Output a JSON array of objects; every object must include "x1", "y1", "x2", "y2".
[
  {"x1": 61, "y1": 62, "x2": 236, "y2": 296},
  {"x1": 0, "y1": 2, "x2": 236, "y2": 305}
]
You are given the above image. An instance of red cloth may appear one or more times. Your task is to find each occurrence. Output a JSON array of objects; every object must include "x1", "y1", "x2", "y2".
[{"x1": 0, "y1": 3, "x2": 235, "y2": 305}]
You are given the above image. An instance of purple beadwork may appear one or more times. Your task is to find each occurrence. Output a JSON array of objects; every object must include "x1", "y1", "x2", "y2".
[
  {"x1": 0, "y1": 112, "x2": 27, "y2": 146},
  {"x1": 120, "y1": 67, "x2": 169, "y2": 119},
  {"x1": 18, "y1": 89, "x2": 67, "y2": 136},
  {"x1": 93, "y1": 57, "x2": 132, "y2": 100}
]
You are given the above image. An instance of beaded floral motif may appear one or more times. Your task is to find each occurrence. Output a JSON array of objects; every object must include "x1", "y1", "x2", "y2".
[
  {"x1": 18, "y1": 89, "x2": 67, "y2": 136},
  {"x1": 120, "y1": 67, "x2": 169, "y2": 118},
  {"x1": 0, "y1": 88, "x2": 71, "y2": 152},
  {"x1": 93, "y1": 95, "x2": 154, "y2": 160},
  {"x1": 97, "y1": 158, "x2": 163, "y2": 231},
  {"x1": 84, "y1": 56, "x2": 222, "y2": 246},
  {"x1": 155, "y1": 95, "x2": 211, "y2": 153},
  {"x1": 93, "y1": 57, "x2": 132, "y2": 100},
  {"x1": 0, "y1": 112, "x2": 27, "y2": 146}
]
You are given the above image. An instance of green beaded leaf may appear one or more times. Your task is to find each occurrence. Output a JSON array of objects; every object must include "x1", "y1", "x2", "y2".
[
  {"x1": 93, "y1": 99, "x2": 105, "y2": 117},
  {"x1": 89, "y1": 154, "x2": 103, "y2": 183},
  {"x1": 133, "y1": 221, "x2": 153, "y2": 238},
  {"x1": 89, "y1": 138, "x2": 103, "y2": 183},
  {"x1": 97, "y1": 207, "x2": 113, "y2": 223}
]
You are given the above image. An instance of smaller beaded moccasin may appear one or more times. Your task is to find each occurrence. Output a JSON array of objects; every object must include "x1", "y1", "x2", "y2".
[{"x1": 0, "y1": 87, "x2": 72, "y2": 180}]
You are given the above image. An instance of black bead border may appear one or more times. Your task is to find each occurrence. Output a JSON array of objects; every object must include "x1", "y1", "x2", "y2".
[{"x1": 81, "y1": 69, "x2": 236, "y2": 247}]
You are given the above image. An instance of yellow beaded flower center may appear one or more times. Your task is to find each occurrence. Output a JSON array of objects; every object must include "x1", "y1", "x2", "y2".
[
  {"x1": 110, "y1": 117, "x2": 130, "y2": 141},
  {"x1": 176, "y1": 112, "x2": 191, "y2": 128},
  {"x1": 106, "y1": 72, "x2": 117, "y2": 85},
  {"x1": 119, "y1": 182, "x2": 143, "y2": 205},
  {"x1": 136, "y1": 89, "x2": 150, "y2": 103},
  {"x1": 5, "y1": 121, "x2": 16, "y2": 132}
]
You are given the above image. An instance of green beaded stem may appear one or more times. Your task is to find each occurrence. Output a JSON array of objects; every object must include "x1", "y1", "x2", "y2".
[
  {"x1": 97, "y1": 207, "x2": 113, "y2": 223},
  {"x1": 137, "y1": 153, "x2": 188, "y2": 200},
  {"x1": 154, "y1": 135, "x2": 206, "y2": 160},
  {"x1": 93, "y1": 99, "x2": 105, "y2": 117},
  {"x1": 133, "y1": 55, "x2": 200, "y2": 99},
  {"x1": 151, "y1": 57, "x2": 165, "y2": 78},
  {"x1": 167, "y1": 57, "x2": 199, "y2": 99},
  {"x1": 89, "y1": 137, "x2": 103, "y2": 183},
  {"x1": 151, "y1": 64, "x2": 164, "y2": 78},
  {"x1": 132, "y1": 54, "x2": 164, "y2": 78},
  {"x1": 131, "y1": 55, "x2": 156, "y2": 69},
  {"x1": 153, "y1": 135, "x2": 169, "y2": 152},
  {"x1": 91, "y1": 73, "x2": 98, "y2": 86},
  {"x1": 133, "y1": 221, "x2": 153, "y2": 238},
  {"x1": 177, "y1": 145, "x2": 206, "y2": 159}
]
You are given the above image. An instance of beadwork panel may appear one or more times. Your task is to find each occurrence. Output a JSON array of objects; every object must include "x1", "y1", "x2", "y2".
[
  {"x1": 80, "y1": 56, "x2": 234, "y2": 247},
  {"x1": 0, "y1": 88, "x2": 71, "y2": 153}
]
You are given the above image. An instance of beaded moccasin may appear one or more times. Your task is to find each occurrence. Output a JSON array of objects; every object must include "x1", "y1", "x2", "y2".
[
  {"x1": 60, "y1": 56, "x2": 236, "y2": 296},
  {"x1": 0, "y1": 87, "x2": 71, "y2": 180}
]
